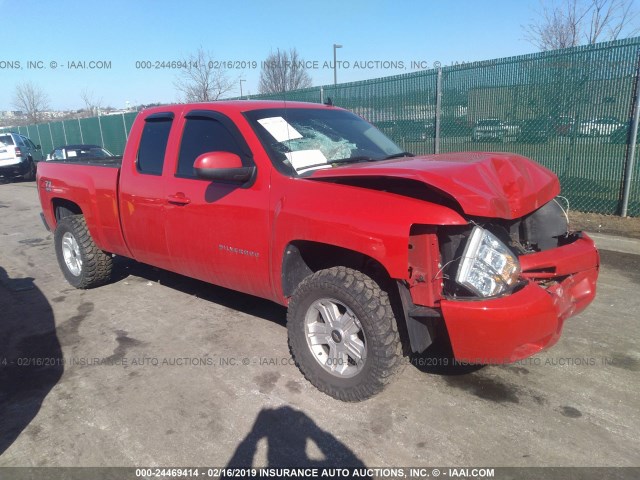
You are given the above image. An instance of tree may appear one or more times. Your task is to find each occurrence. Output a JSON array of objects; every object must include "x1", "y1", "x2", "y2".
[
  {"x1": 12, "y1": 81, "x2": 50, "y2": 124},
  {"x1": 258, "y1": 48, "x2": 313, "y2": 94},
  {"x1": 524, "y1": 0, "x2": 639, "y2": 51},
  {"x1": 174, "y1": 47, "x2": 235, "y2": 102},
  {"x1": 80, "y1": 87, "x2": 103, "y2": 116}
]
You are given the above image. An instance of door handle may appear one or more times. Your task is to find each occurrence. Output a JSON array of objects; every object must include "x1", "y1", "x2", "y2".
[{"x1": 167, "y1": 193, "x2": 191, "y2": 205}]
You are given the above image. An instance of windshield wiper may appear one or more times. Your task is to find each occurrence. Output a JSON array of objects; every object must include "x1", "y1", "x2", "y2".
[
  {"x1": 330, "y1": 152, "x2": 414, "y2": 166},
  {"x1": 382, "y1": 152, "x2": 415, "y2": 160},
  {"x1": 330, "y1": 156, "x2": 376, "y2": 165}
]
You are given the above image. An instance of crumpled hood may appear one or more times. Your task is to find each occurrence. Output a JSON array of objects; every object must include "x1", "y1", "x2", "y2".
[{"x1": 309, "y1": 152, "x2": 560, "y2": 219}]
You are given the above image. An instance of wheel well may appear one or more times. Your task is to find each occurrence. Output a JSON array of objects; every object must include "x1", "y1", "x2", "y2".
[
  {"x1": 281, "y1": 241, "x2": 393, "y2": 298},
  {"x1": 52, "y1": 199, "x2": 82, "y2": 222},
  {"x1": 282, "y1": 240, "x2": 437, "y2": 356}
]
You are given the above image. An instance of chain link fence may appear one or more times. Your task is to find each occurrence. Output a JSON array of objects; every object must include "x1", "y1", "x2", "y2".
[{"x1": 3, "y1": 38, "x2": 639, "y2": 216}]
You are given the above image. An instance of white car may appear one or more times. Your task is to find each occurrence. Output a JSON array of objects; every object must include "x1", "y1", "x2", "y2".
[
  {"x1": 0, "y1": 132, "x2": 43, "y2": 181},
  {"x1": 472, "y1": 119, "x2": 519, "y2": 142},
  {"x1": 577, "y1": 117, "x2": 623, "y2": 136}
]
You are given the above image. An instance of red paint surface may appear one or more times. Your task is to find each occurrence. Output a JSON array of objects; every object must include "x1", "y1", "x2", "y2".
[
  {"x1": 37, "y1": 101, "x2": 599, "y2": 364},
  {"x1": 442, "y1": 235, "x2": 599, "y2": 363}
]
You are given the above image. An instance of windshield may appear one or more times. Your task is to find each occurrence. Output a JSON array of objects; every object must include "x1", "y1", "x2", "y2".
[{"x1": 244, "y1": 108, "x2": 405, "y2": 176}]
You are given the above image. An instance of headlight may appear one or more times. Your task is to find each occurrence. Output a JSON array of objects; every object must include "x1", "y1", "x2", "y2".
[{"x1": 456, "y1": 226, "x2": 520, "y2": 297}]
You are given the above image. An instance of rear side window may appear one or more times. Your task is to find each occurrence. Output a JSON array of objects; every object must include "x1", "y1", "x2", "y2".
[
  {"x1": 137, "y1": 115, "x2": 173, "y2": 175},
  {"x1": 177, "y1": 116, "x2": 244, "y2": 177}
]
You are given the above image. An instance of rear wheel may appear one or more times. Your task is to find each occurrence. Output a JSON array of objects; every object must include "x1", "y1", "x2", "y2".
[
  {"x1": 287, "y1": 267, "x2": 403, "y2": 401},
  {"x1": 22, "y1": 159, "x2": 35, "y2": 181},
  {"x1": 54, "y1": 215, "x2": 113, "y2": 288}
]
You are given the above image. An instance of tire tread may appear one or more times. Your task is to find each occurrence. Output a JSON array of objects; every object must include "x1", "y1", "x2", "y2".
[
  {"x1": 287, "y1": 266, "x2": 404, "y2": 402},
  {"x1": 55, "y1": 215, "x2": 112, "y2": 289}
]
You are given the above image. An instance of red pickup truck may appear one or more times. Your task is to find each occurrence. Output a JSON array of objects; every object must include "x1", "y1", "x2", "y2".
[{"x1": 36, "y1": 101, "x2": 599, "y2": 401}]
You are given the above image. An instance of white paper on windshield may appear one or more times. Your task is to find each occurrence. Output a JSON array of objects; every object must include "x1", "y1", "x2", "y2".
[
  {"x1": 67, "y1": 150, "x2": 77, "y2": 157},
  {"x1": 285, "y1": 150, "x2": 331, "y2": 173},
  {"x1": 258, "y1": 116, "x2": 303, "y2": 142}
]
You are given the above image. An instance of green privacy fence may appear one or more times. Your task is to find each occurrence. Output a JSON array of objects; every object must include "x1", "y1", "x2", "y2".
[
  {"x1": 2, "y1": 112, "x2": 139, "y2": 162},
  {"x1": 3, "y1": 37, "x2": 639, "y2": 216}
]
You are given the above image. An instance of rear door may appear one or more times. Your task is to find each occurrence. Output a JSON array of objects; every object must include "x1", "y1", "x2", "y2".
[
  {"x1": 118, "y1": 112, "x2": 176, "y2": 269},
  {"x1": 24, "y1": 137, "x2": 43, "y2": 161}
]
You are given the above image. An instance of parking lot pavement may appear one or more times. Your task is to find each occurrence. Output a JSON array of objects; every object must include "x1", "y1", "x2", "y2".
[{"x1": 0, "y1": 181, "x2": 638, "y2": 469}]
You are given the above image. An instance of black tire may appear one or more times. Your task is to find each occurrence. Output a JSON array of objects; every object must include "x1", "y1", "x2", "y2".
[
  {"x1": 22, "y1": 159, "x2": 35, "y2": 181},
  {"x1": 287, "y1": 267, "x2": 404, "y2": 402},
  {"x1": 54, "y1": 215, "x2": 113, "y2": 289}
]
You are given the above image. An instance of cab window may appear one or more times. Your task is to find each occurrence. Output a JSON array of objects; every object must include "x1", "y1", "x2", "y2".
[
  {"x1": 137, "y1": 114, "x2": 173, "y2": 175},
  {"x1": 176, "y1": 116, "x2": 245, "y2": 178}
]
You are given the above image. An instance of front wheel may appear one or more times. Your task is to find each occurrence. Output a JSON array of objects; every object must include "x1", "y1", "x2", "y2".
[
  {"x1": 287, "y1": 267, "x2": 403, "y2": 401},
  {"x1": 54, "y1": 215, "x2": 113, "y2": 288}
]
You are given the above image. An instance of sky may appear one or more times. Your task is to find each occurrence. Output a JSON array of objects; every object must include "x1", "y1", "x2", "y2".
[{"x1": 0, "y1": 0, "x2": 631, "y2": 111}]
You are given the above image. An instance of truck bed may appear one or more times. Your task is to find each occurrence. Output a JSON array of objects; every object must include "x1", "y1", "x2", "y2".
[
  {"x1": 37, "y1": 159, "x2": 130, "y2": 257},
  {"x1": 43, "y1": 156, "x2": 123, "y2": 168}
]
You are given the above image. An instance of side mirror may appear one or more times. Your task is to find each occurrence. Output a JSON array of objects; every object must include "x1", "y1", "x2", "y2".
[{"x1": 194, "y1": 152, "x2": 255, "y2": 184}]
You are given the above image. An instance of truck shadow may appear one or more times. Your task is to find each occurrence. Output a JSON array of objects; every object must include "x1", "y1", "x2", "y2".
[
  {"x1": 112, "y1": 258, "x2": 287, "y2": 326},
  {"x1": 408, "y1": 326, "x2": 484, "y2": 376},
  {"x1": 113, "y1": 258, "x2": 483, "y2": 375},
  {"x1": 224, "y1": 406, "x2": 370, "y2": 476},
  {"x1": 0, "y1": 267, "x2": 63, "y2": 456}
]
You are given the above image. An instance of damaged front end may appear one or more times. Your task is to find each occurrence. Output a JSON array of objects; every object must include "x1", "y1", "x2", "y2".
[{"x1": 407, "y1": 198, "x2": 600, "y2": 363}]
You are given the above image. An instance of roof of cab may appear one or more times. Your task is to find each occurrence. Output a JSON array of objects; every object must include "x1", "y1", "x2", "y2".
[{"x1": 141, "y1": 100, "x2": 338, "y2": 116}]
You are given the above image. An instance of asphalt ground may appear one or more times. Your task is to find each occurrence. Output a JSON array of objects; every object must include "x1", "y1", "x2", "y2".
[{"x1": 0, "y1": 180, "x2": 638, "y2": 476}]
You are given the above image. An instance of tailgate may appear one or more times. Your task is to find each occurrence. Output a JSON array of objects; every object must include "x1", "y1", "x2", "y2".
[{"x1": 0, "y1": 143, "x2": 15, "y2": 163}]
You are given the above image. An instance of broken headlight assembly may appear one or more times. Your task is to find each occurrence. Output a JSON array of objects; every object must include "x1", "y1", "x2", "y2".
[{"x1": 455, "y1": 226, "x2": 521, "y2": 297}]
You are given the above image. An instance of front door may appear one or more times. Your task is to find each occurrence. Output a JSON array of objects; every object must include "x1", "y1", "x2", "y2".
[{"x1": 163, "y1": 110, "x2": 272, "y2": 300}]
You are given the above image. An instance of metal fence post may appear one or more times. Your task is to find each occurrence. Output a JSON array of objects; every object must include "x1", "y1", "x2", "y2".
[
  {"x1": 62, "y1": 121, "x2": 68, "y2": 144},
  {"x1": 122, "y1": 113, "x2": 128, "y2": 140},
  {"x1": 621, "y1": 49, "x2": 640, "y2": 217},
  {"x1": 78, "y1": 118, "x2": 84, "y2": 143},
  {"x1": 36, "y1": 125, "x2": 43, "y2": 150},
  {"x1": 434, "y1": 67, "x2": 442, "y2": 154},
  {"x1": 97, "y1": 114, "x2": 105, "y2": 148}
]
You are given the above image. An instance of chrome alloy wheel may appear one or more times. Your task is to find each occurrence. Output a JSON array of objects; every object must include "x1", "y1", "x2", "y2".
[
  {"x1": 61, "y1": 232, "x2": 82, "y2": 276},
  {"x1": 304, "y1": 298, "x2": 367, "y2": 378}
]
